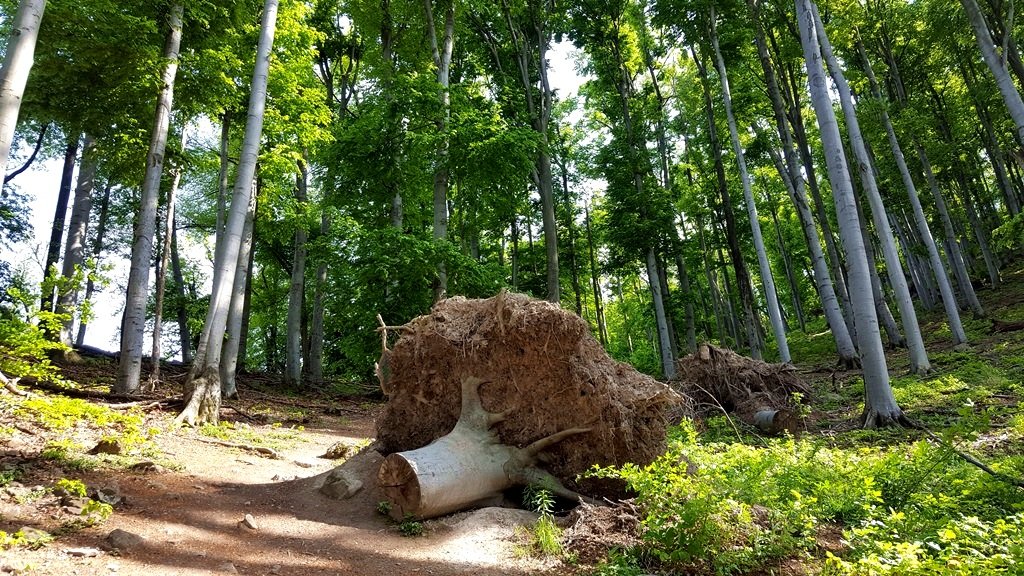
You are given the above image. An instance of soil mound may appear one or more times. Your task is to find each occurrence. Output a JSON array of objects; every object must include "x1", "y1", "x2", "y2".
[
  {"x1": 674, "y1": 344, "x2": 808, "y2": 427},
  {"x1": 375, "y1": 292, "x2": 684, "y2": 488},
  {"x1": 562, "y1": 500, "x2": 643, "y2": 564}
]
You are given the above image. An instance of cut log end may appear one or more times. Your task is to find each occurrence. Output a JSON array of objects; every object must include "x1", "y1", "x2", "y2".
[{"x1": 377, "y1": 453, "x2": 422, "y2": 520}]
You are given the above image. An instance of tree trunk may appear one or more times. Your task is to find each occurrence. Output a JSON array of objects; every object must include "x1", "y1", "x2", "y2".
[
  {"x1": 961, "y1": 0, "x2": 1024, "y2": 144},
  {"x1": 285, "y1": 161, "x2": 308, "y2": 386},
  {"x1": 857, "y1": 40, "x2": 969, "y2": 347},
  {"x1": 378, "y1": 377, "x2": 587, "y2": 520},
  {"x1": 179, "y1": 0, "x2": 277, "y2": 423},
  {"x1": 150, "y1": 139, "x2": 184, "y2": 384},
  {"x1": 914, "y1": 141, "x2": 985, "y2": 317},
  {"x1": 212, "y1": 113, "x2": 230, "y2": 290},
  {"x1": 584, "y1": 206, "x2": 608, "y2": 347},
  {"x1": 710, "y1": 12, "x2": 789, "y2": 362},
  {"x1": 308, "y1": 211, "x2": 329, "y2": 384},
  {"x1": 115, "y1": 3, "x2": 183, "y2": 395},
  {"x1": 76, "y1": 182, "x2": 111, "y2": 347},
  {"x1": 749, "y1": 2, "x2": 856, "y2": 363},
  {"x1": 41, "y1": 134, "x2": 79, "y2": 315},
  {"x1": 221, "y1": 185, "x2": 257, "y2": 400},
  {"x1": 799, "y1": 0, "x2": 907, "y2": 427},
  {"x1": 425, "y1": 0, "x2": 454, "y2": 302},
  {"x1": 170, "y1": 220, "x2": 190, "y2": 363},
  {"x1": 694, "y1": 47, "x2": 761, "y2": 359},
  {"x1": 0, "y1": 0, "x2": 46, "y2": 181},
  {"x1": 56, "y1": 135, "x2": 97, "y2": 347},
  {"x1": 812, "y1": 9, "x2": 929, "y2": 372}
]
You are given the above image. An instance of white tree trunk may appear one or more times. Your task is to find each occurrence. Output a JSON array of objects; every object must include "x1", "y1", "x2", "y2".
[
  {"x1": 220, "y1": 184, "x2": 256, "y2": 400},
  {"x1": 57, "y1": 135, "x2": 97, "y2": 346},
  {"x1": 0, "y1": 0, "x2": 46, "y2": 180},
  {"x1": 857, "y1": 41, "x2": 969, "y2": 347},
  {"x1": 711, "y1": 14, "x2": 790, "y2": 363},
  {"x1": 150, "y1": 131, "x2": 185, "y2": 384},
  {"x1": 646, "y1": 248, "x2": 676, "y2": 380},
  {"x1": 798, "y1": 0, "x2": 905, "y2": 427},
  {"x1": 307, "y1": 211, "x2": 329, "y2": 384},
  {"x1": 285, "y1": 162, "x2": 307, "y2": 386},
  {"x1": 961, "y1": 0, "x2": 1024, "y2": 143},
  {"x1": 115, "y1": 3, "x2": 183, "y2": 394},
  {"x1": 179, "y1": 0, "x2": 278, "y2": 424},
  {"x1": 812, "y1": 4, "x2": 929, "y2": 374}
]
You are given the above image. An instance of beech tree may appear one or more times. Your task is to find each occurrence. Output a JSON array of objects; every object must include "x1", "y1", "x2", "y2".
[
  {"x1": 178, "y1": 0, "x2": 279, "y2": 425},
  {"x1": 0, "y1": 0, "x2": 46, "y2": 181}
]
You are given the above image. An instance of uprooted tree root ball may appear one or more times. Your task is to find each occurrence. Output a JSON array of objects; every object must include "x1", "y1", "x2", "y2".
[
  {"x1": 375, "y1": 292, "x2": 687, "y2": 495},
  {"x1": 673, "y1": 343, "x2": 810, "y2": 434}
]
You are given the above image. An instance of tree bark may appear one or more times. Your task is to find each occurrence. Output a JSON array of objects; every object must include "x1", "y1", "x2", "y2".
[
  {"x1": 0, "y1": 0, "x2": 46, "y2": 181},
  {"x1": 307, "y1": 211, "x2": 329, "y2": 384},
  {"x1": 584, "y1": 205, "x2": 608, "y2": 347},
  {"x1": 285, "y1": 161, "x2": 308, "y2": 386},
  {"x1": 150, "y1": 136, "x2": 184, "y2": 384},
  {"x1": 961, "y1": 0, "x2": 1024, "y2": 144},
  {"x1": 170, "y1": 220, "x2": 190, "y2": 363},
  {"x1": 813, "y1": 7, "x2": 929, "y2": 373},
  {"x1": 857, "y1": 40, "x2": 969, "y2": 348},
  {"x1": 56, "y1": 135, "x2": 97, "y2": 347},
  {"x1": 76, "y1": 182, "x2": 111, "y2": 347},
  {"x1": 710, "y1": 11, "x2": 790, "y2": 362},
  {"x1": 221, "y1": 184, "x2": 256, "y2": 399},
  {"x1": 116, "y1": 3, "x2": 183, "y2": 394},
  {"x1": 798, "y1": 0, "x2": 906, "y2": 427},
  {"x1": 179, "y1": 0, "x2": 277, "y2": 423},
  {"x1": 41, "y1": 134, "x2": 79, "y2": 315},
  {"x1": 425, "y1": 0, "x2": 454, "y2": 302}
]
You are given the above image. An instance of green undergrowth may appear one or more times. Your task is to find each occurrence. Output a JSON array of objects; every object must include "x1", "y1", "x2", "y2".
[
  {"x1": 197, "y1": 420, "x2": 306, "y2": 450},
  {"x1": 588, "y1": 422, "x2": 1023, "y2": 575}
]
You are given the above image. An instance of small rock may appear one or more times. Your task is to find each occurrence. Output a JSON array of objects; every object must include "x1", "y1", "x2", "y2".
[
  {"x1": 129, "y1": 461, "x2": 164, "y2": 474},
  {"x1": 217, "y1": 562, "x2": 237, "y2": 574},
  {"x1": 319, "y1": 441, "x2": 351, "y2": 460},
  {"x1": 89, "y1": 439, "x2": 122, "y2": 455},
  {"x1": 269, "y1": 565, "x2": 282, "y2": 575},
  {"x1": 319, "y1": 468, "x2": 363, "y2": 500},
  {"x1": 270, "y1": 474, "x2": 282, "y2": 481},
  {"x1": 0, "y1": 559, "x2": 30, "y2": 574},
  {"x1": 240, "y1": 513, "x2": 259, "y2": 531},
  {"x1": 18, "y1": 526, "x2": 50, "y2": 543},
  {"x1": 104, "y1": 529, "x2": 145, "y2": 552},
  {"x1": 292, "y1": 460, "x2": 314, "y2": 469},
  {"x1": 66, "y1": 547, "x2": 102, "y2": 557},
  {"x1": 91, "y1": 485, "x2": 123, "y2": 506}
]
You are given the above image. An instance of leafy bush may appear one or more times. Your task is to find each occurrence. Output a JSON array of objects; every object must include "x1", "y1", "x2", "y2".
[{"x1": 588, "y1": 421, "x2": 1023, "y2": 575}]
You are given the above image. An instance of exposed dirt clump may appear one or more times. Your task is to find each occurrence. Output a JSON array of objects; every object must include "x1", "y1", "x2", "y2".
[
  {"x1": 375, "y1": 292, "x2": 686, "y2": 491},
  {"x1": 561, "y1": 500, "x2": 643, "y2": 564},
  {"x1": 674, "y1": 344, "x2": 809, "y2": 431}
]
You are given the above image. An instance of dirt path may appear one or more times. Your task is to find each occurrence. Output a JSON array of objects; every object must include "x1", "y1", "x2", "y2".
[{"x1": 1, "y1": 399, "x2": 564, "y2": 576}]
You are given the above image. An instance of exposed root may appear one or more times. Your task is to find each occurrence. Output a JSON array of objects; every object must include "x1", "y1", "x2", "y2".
[
  {"x1": 838, "y1": 354, "x2": 861, "y2": 370},
  {"x1": 193, "y1": 437, "x2": 281, "y2": 459},
  {"x1": 0, "y1": 371, "x2": 32, "y2": 397},
  {"x1": 859, "y1": 407, "x2": 916, "y2": 429},
  {"x1": 175, "y1": 366, "x2": 222, "y2": 426}
]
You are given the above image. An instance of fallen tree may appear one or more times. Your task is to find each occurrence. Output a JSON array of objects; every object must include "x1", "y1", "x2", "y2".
[
  {"x1": 674, "y1": 343, "x2": 810, "y2": 435},
  {"x1": 375, "y1": 292, "x2": 685, "y2": 519}
]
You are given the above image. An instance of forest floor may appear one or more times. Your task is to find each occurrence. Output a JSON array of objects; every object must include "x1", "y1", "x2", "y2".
[{"x1": 0, "y1": 370, "x2": 566, "y2": 576}]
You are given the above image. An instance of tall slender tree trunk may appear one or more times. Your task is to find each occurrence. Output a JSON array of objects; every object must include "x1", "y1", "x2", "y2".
[
  {"x1": 285, "y1": 161, "x2": 308, "y2": 386},
  {"x1": 915, "y1": 141, "x2": 985, "y2": 316},
  {"x1": 710, "y1": 12, "x2": 789, "y2": 362},
  {"x1": 221, "y1": 187, "x2": 256, "y2": 400},
  {"x1": 858, "y1": 40, "x2": 969, "y2": 348},
  {"x1": 115, "y1": 3, "x2": 183, "y2": 394},
  {"x1": 584, "y1": 205, "x2": 608, "y2": 347},
  {"x1": 56, "y1": 135, "x2": 96, "y2": 347},
  {"x1": 812, "y1": 7, "x2": 929, "y2": 373},
  {"x1": 150, "y1": 136, "x2": 184, "y2": 384},
  {"x1": 179, "y1": 0, "x2": 277, "y2": 423},
  {"x1": 749, "y1": 0, "x2": 856, "y2": 364},
  {"x1": 694, "y1": 47, "x2": 761, "y2": 359},
  {"x1": 0, "y1": 0, "x2": 46, "y2": 180},
  {"x1": 41, "y1": 134, "x2": 79, "y2": 315},
  {"x1": 170, "y1": 221, "x2": 190, "y2": 363},
  {"x1": 76, "y1": 182, "x2": 111, "y2": 347},
  {"x1": 962, "y1": 0, "x2": 1024, "y2": 143},
  {"x1": 307, "y1": 211, "x2": 329, "y2": 384},
  {"x1": 425, "y1": 0, "x2": 454, "y2": 302},
  {"x1": 799, "y1": 0, "x2": 906, "y2": 427}
]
